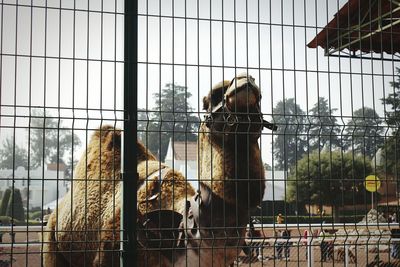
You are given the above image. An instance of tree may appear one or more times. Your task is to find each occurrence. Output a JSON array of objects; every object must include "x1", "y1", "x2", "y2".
[
  {"x1": 141, "y1": 83, "x2": 199, "y2": 161},
  {"x1": 0, "y1": 188, "x2": 11, "y2": 216},
  {"x1": 263, "y1": 162, "x2": 272, "y2": 171},
  {"x1": 379, "y1": 68, "x2": 400, "y2": 177},
  {"x1": 344, "y1": 107, "x2": 384, "y2": 158},
  {"x1": 30, "y1": 109, "x2": 81, "y2": 178},
  {"x1": 382, "y1": 67, "x2": 400, "y2": 126},
  {"x1": 272, "y1": 98, "x2": 307, "y2": 170},
  {"x1": 378, "y1": 131, "x2": 400, "y2": 178},
  {"x1": 286, "y1": 150, "x2": 372, "y2": 221},
  {"x1": 0, "y1": 138, "x2": 28, "y2": 169},
  {"x1": 378, "y1": 68, "x2": 400, "y2": 177},
  {"x1": 309, "y1": 97, "x2": 340, "y2": 151},
  {"x1": 6, "y1": 188, "x2": 25, "y2": 221}
]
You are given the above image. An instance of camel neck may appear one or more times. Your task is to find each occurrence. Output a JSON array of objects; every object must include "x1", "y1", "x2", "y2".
[{"x1": 198, "y1": 125, "x2": 265, "y2": 210}]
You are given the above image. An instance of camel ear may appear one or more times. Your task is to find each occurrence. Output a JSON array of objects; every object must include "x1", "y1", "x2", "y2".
[{"x1": 203, "y1": 96, "x2": 209, "y2": 111}]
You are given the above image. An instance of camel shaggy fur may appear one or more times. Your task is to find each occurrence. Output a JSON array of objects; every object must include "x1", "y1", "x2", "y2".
[
  {"x1": 43, "y1": 127, "x2": 195, "y2": 266},
  {"x1": 43, "y1": 73, "x2": 266, "y2": 266}
]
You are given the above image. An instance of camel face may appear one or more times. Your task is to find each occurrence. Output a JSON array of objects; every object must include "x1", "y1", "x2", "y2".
[
  {"x1": 203, "y1": 74, "x2": 264, "y2": 141},
  {"x1": 224, "y1": 74, "x2": 261, "y2": 112}
]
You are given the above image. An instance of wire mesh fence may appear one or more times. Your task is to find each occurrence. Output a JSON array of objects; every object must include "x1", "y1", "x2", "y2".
[{"x1": 0, "y1": 0, "x2": 399, "y2": 266}]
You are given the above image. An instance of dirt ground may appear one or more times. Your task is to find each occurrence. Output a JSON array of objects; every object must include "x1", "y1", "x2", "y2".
[
  {"x1": 1, "y1": 229, "x2": 400, "y2": 266},
  {"x1": 0, "y1": 230, "x2": 41, "y2": 267},
  {"x1": 234, "y1": 245, "x2": 400, "y2": 266}
]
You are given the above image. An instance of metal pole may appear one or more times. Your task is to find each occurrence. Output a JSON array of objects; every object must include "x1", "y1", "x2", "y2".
[
  {"x1": 122, "y1": 0, "x2": 138, "y2": 266},
  {"x1": 372, "y1": 192, "x2": 374, "y2": 210},
  {"x1": 307, "y1": 234, "x2": 313, "y2": 267},
  {"x1": 345, "y1": 244, "x2": 349, "y2": 267}
]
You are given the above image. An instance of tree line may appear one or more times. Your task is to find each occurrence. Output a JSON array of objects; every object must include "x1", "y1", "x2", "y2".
[
  {"x1": 0, "y1": 109, "x2": 81, "y2": 179},
  {"x1": 272, "y1": 98, "x2": 385, "y2": 170},
  {"x1": 283, "y1": 68, "x2": 400, "y2": 219},
  {"x1": 3, "y1": 73, "x2": 398, "y2": 221}
]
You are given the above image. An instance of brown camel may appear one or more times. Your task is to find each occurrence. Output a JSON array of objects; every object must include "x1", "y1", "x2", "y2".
[{"x1": 43, "y1": 73, "x2": 269, "y2": 266}]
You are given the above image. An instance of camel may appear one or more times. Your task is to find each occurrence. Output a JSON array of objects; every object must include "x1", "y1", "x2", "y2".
[{"x1": 43, "y1": 73, "x2": 270, "y2": 266}]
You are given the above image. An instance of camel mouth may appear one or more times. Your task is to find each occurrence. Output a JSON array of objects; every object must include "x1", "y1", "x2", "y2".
[
  {"x1": 203, "y1": 74, "x2": 269, "y2": 137},
  {"x1": 203, "y1": 74, "x2": 277, "y2": 136}
]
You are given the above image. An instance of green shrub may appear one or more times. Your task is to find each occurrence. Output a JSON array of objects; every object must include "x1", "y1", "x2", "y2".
[
  {"x1": 0, "y1": 216, "x2": 21, "y2": 225},
  {"x1": 29, "y1": 210, "x2": 43, "y2": 220},
  {"x1": 29, "y1": 206, "x2": 42, "y2": 212},
  {"x1": 0, "y1": 188, "x2": 11, "y2": 216},
  {"x1": 6, "y1": 188, "x2": 25, "y2": 221}
]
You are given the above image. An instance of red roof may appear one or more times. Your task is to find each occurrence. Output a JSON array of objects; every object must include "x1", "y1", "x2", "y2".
[
  {"x1": 172, "y1": 141, "x2": 197, "y2": 161},
  {"x1": 308, "y1": 0, "x2": 400, "y2": 55}
]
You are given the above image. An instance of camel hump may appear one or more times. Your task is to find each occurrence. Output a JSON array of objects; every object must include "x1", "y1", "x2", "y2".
[
  {"x1": 91, "y1": 125, "x2": 156, "y2": 163},
  {"x1": 137, "y1": 141, "x2": 157, "y2": 162}
]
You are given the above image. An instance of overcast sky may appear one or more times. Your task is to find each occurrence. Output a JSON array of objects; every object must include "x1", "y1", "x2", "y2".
[{"x1": 1, "y1": 0, "x2": 399, "y2": 169}]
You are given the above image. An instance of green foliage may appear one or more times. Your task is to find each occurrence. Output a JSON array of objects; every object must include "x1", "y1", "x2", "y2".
[
  {"x1": 0, "y1": 216, "x2": 21, "y2": 225},
  {"x1": 0, "y1": 138, "x2": 28, "y2": 170},
  {"x1": 138, "y1": 83, "x2": 199, "y2": 161},
  {"x1": 29, "y1": 210, "x2": 44, "y2": 220},
  {"x1": 382, "y1": 67, "x2": 400, "y2": 127},
  {"x1": 6, "y1": 188, "x2": 25, "y2": 221},
  {"x1": 379, "y1": 69, "x2": 400, "y2": 177},
  {"x1": 286, "y1": 150, "x2": 372, "y2": 207},
  {"x1": 272, "y1": 98, "x2": 307, "y2": 170},
  {"x1": 309, "y1": 97, "x2": 340, "y2": 151},
  {"x1": 344, "y1": 107, "x2": 385, "y2": 159},
  {"x1": 0, "y1": 189, "x2": 12, "y2": 216},
  {"x1": 378, "y1": 132, "x2": 400, "y2": 177}
]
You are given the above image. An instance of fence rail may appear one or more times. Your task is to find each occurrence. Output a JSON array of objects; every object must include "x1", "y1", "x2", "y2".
[{"x1": 1, "y1": 0, "x2": 400, "y2": 266}]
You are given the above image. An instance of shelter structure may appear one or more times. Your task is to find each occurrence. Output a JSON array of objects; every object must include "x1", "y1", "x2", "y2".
[{"x1": 308, "y1": 0, "x2": 400, "y2": 59}]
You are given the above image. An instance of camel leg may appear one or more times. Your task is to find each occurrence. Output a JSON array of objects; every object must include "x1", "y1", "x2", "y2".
[
  {"x1": 43, "y1": 215, "x2": 69, "y2": 267},
  {"x1": 93, "y1": 207, "x2": 121, "y2": 267}
]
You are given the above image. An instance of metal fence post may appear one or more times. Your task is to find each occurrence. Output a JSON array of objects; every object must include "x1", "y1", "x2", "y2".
[
  {"x1": 122, "y1": 0, "x2": 138, "y2": 266},
  {"x1": 345, "y1": 244, "x2": 349, "y2": 267},
  {"x1": 307, "y1": 235, "x2": 313, "y2": 267}
]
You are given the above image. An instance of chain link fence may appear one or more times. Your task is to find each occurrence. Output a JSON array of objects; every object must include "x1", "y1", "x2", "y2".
[{"x1": 0, "y1": 0, "x2": 399, "y2": 266}]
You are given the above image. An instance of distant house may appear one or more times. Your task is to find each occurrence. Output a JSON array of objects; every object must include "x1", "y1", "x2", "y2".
[
  {"x1": 0, "y1": 165, "x2": 69, "y2": 209},
  {"x1": 259, "y1": 170, "x2": 302, "y2": 216},
  {"x1": 263, "y1": 170, "x2": 288, "y2": 201},
  {"x1": 164, "y1": 139, "x2": 198, "y2": 189}
]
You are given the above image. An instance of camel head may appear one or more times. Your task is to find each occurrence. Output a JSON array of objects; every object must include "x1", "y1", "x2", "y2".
[
  {"x1": 202, "y1": 73, "x2": 274, "y2": 143},
  {"x1": 199, "y1": 73, "x2": 272, "y2": 211}
]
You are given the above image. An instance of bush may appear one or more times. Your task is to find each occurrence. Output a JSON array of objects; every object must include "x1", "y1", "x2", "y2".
[
  {"x1": 0, "y1": 216, "x2": 42, "y2": 226},
  {"x1": 0, "y1": 188, "x2": 11, "y2": 216},
  {"x1": 6, "y1": 188, "x2": 25, "y2": 221},
  {"x1": 29, "y1": 206, "x2": 42, "y2": 212},
  {"x1": 29, "y1": 210, "x2": 43, "y2": 220},
  {"x1": 0, "y1": 216, "x2": 21, "y2": 225}
]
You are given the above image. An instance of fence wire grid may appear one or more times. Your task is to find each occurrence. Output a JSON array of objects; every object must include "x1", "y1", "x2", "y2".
[{"x1": 0, "y1": 0, "x2": 400, "y2": 266}]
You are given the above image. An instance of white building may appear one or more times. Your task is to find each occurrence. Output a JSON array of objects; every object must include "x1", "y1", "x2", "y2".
[
  {"x1": 164, "y1": 139, "x2": 198, "y2": 189},
  {"x1": 0, "y1": 165, "x2": 69, "y2": 209},
  {"x1": 262, "y1": 170, "x2": 288, "y2": 201}
]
